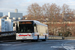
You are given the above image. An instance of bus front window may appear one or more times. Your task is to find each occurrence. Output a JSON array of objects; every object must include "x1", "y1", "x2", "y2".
[{"x1": 16, "y1": 24, "x2": 34, "y2": 33}]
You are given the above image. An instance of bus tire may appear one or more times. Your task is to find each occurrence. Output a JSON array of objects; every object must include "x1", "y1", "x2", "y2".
[
  {"x1": 31, "y1": 40, "x2": 35, "y2": 42},
  {"x1": 42, "y1": 35, "x2": 47, "y2": 41},
  {"x1": 36, "y1": 35, "x2": 39, "y2": 41},
  {"x1": 21, "y1": 40, "x2": 24, "y2": 42}
]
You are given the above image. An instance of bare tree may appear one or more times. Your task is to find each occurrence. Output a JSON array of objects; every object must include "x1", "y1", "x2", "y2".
[
  {"x1": 61, "y1": 4, "x2": 71, "y2": 36},
  {"x1": 50, "y1": 3, "x2": 61, "y2": 22},
  {"x1": 25, "y1": 3, "x2": 75, "y2": 36},
  {"x1": 27, "y1": 3, "x2": 41, "y2": 20},
  {"x1": 42, "y1": 3, "x2": 51, "y2": 18},
  {"x1": 62, "y1": 4, "x2": 72, "y2": 19},
  {"x1": 41, "y1": 3, "x2": 61, "y2": 35}
]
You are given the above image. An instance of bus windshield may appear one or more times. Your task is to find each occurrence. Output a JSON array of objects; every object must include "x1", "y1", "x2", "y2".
[{"x1": 16, "y1": 22, "x2": 34, "y2": 33}]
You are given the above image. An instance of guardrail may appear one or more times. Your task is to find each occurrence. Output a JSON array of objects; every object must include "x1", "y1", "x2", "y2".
[
  {"x1": 64, "y1": 37, "x2": 75, "y2": 40},
  {"x1": 0, "y1": 31, "x2": 16, "y2": 36},
  {"x1": 48, "y1": 36, "x2": 63, "y2": 40},
  {"x1": 0, "y1": 31, "x2": 16, "y2": 34},
  {"x1": 0, "y1": 31, "x2": 16, "y2": 41},
  {"x1": 48, "y1": 36, "x2": 75, "y2": 40}
]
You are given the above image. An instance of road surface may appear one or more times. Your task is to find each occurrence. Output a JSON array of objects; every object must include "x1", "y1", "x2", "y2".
[{"x1": 0, "y1": 40, "x2": 75, "y2": 50}]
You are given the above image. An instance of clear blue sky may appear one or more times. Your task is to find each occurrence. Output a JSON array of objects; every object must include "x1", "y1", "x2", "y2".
[{"x1": 0, "y1": 0, "x2": 75, "y2": 16}]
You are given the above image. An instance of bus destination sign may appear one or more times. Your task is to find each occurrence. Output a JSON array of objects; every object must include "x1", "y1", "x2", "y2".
[{"x1": 19, "y1": 22, "x2": 32, "y2": 24}]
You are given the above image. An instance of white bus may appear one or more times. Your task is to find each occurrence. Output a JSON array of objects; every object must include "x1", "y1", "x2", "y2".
[{"x1": 15, "y1": 20, "x2": 48, "y2": 42}]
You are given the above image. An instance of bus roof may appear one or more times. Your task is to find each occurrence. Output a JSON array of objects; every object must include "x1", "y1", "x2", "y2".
[{"x1": 18, "y1": 20, "x2": 47, "y2": 26}]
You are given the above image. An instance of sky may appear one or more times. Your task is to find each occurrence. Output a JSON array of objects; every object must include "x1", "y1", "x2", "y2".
[{"x1": 0, "y1": 0, "x2": 75, "y2": 16}]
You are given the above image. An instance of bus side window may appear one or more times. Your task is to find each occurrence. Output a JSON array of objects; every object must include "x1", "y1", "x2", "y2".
[
  {"x1": 13, "y1": 23, "x2": 15, "y2": 27},
  {"x1": 46, "y1": 27, "x2": 48, "y2": 34},
  {"x1": 34, "y1": 27, "x2": 37, "y2": 32},
  {"x1": 36, "y1": 25, "x2": 38, "y2": 32},
  {"x1": 34, "y1": 24, "x2": 38, "y2": 32}
]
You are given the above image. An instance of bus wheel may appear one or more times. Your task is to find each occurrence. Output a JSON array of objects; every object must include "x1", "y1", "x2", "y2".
[
  {"x1": 42, "y1": 35, "x2": 47, "y2": 41},
  {"x1": 36, "y1": 35, "x2": 39, "y2": 41},
  {"x1": 21, "y1": 40, "x2": 24, "y2": 42},
  {"x1": 31, "y1": 40, "x2": 35, "y2": 42}
]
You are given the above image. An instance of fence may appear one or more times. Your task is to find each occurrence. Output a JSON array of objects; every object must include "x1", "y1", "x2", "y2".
[
  {"x1": 48, "y1": 36, "x2": 63, "y2": 40},
  {"x1": 0, "y1": 31, "x2": 16, "y2": 41}
]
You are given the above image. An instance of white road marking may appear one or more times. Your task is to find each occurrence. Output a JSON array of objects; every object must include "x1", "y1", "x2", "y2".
[
  {"x1": 0, "y1": 43, "x2": 28, "y2": 46},
  {"x1": 0, "y1": 44, "x2": 12, "y2": 46},
  {"x1": 12, "y1": 43, "x2": 28, "y2": 46},
  {"x1": 51, "y1": 43, "x2": 75, "y2": 50},
  {"x1": 51, "y1": 46, "x2": 75, "y2": 50}
]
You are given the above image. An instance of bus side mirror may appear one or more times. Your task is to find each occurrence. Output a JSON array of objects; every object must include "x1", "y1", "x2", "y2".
[{"x1": 34, "y1": 24, "x2": 36, "y2": 26}]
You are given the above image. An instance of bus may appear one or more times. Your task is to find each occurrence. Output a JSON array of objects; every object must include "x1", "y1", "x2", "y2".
[
  {"x1": 0, "y1": 20, "x2": 48, "y2": 42},
  {"x1": 15, "y1": 20, "x2": 49, "y2": 42}
]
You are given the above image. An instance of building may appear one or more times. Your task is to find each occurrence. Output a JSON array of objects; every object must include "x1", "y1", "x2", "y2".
[
  {"x1": 0, "y1": 18, "x2": 5, "y2": 32},
  {"x1": 5, "y1": 19, "x2": 13, "y2": 31},
  {"x1": 0, "y1": 18, "x2": 13, "y2": 32},
  {"x1": 8, "y1": 9, "x2": 23, "y2": 20},
  {"x1": 0, "y1": 12, "x2": 3, "y2": 17},
  {"x1": 0, "y1": 9, "x2": 23, "y2": 32}
]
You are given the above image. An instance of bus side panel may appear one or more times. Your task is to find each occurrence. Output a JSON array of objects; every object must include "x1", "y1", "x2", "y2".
[
  {"x1": 36, "y1": 25, "x2": 48, "y2": 39},
  {"x1": 36, "y1": 25, "x2": 45, "y2": 39}
]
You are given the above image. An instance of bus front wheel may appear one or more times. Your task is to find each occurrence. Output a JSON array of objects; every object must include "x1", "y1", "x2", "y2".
[
  {"x1": 36, "y1": 35, "x2": 39, "y2": 41},
  {"x1": 42, "y1": 35, "x2": 47, "y2": 41},
  {"x1": 21, "y1": 40, "x2": 24, "y2": 42}
]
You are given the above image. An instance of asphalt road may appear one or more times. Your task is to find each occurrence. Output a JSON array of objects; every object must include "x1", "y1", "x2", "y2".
[{"x1": 0, "y1": 40, "x2": 75, "y2": 50}]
